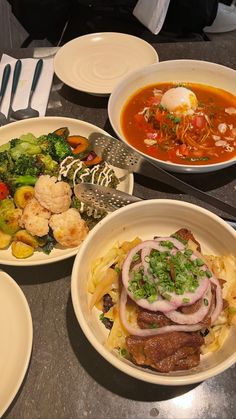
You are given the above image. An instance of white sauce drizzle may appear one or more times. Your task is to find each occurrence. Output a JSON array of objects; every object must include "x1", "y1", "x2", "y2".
[{"x1": 58, "y1": 158, "x2": 115, "y2": 219}]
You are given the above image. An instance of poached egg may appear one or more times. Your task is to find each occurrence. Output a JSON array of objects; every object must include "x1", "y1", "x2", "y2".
[{"x1": 160, "y1": 87, "x2": 198, "y2": 115}]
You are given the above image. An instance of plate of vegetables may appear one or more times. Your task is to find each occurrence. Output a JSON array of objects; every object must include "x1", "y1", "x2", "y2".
[{"x1": 0, "y1": 117, "x2": 133, "y2": 266}]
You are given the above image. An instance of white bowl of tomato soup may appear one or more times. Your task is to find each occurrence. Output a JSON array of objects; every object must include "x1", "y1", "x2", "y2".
[
  {"x1": 71, "y1": 199, "x2": 236, "y2": 385},
  {"x1": 108, "y1": 60, "x2": 236, "y2": 173}
]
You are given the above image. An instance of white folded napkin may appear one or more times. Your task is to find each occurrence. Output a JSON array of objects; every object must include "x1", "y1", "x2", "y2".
[
  {"x1": 133, "y1": 0, "x2": 170, "y2": 35},
  {"x1": 0, "y1": 54, "x2": 54, "y2": 118}
]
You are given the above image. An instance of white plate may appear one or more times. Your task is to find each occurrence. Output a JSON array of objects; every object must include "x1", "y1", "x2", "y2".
[
  {"x1": 54, "y1": 32, "x2": 159, "y2": 96},
  {"x1": 0, "y1": 116, "x2": 133, "y2": 266},
  {"x1": 0, "y1": 271, "x2": 33, "y2": 416}
]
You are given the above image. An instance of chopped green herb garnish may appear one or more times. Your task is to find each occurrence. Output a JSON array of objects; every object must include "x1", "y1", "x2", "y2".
[
  {"x1": 150, "y1": 323, "x2": 158, "y2": 329},
  {"x1": 195, "y1": 258, "x2": 204, "y2": 267},
  {"x1": 160, "y1": 240, "x2": 174, "y2": 249},
  {"x1": 205, "y1": 270, "x2": 212, "y2": 278},
  {"x1": 182, "y1": 297, "x2": 190, "y2": 304},
  {"x1": 115, "y1": 266, "x2": 121, "y2": 274},
  {"x1": 132, "y1": 253, "x2": 140, "y2": 262},
  {"x1": 128, "y1": 240, "x2": 209, "y2": 303},
  {"x1": 204, "y1": 298, "x2": 209, "y2": 306},
  {"x1": 174, "y1": 117, "x2": 181, "y2": 124},
  {"x1": 167, "y1": 113, "x2": 175, "y2": 120},
  {"x1": 99, "y1": 313, "x2": 105, "y2": 321},
  {"x1": 163, "y1": 293, "x2": 172, "y2": 301},
  {"x1": 120, "y1": 348, "x2": 128, "y2": 357}
]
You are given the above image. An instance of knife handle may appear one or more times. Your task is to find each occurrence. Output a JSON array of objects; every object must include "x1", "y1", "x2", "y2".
[{"x1": 0, "y1": 64, "x2": 11, "y2": 103}]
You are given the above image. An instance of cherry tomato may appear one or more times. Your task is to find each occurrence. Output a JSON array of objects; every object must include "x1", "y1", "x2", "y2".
[
  {"x1": 0, "y1": 182, "x2": 9, "y2": 200},
  {"x1": 191, "y1": 115, "x2": 207, "y2": 130}
]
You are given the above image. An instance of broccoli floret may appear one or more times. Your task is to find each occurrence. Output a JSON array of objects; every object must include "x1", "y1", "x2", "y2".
[
  {"x1": 19, "y1": 133, "x2": 38, "y2": 144},
  {"x1": 0, "y1": 142, "x2": 10, "y2": 152},
  {"x1": 6, "y1": 175, "x2": 37, "y2": 193},
  {"x1": 10, "y1": 139, "x2": 42, "y2": 160},
  {"x1": 13, "y1": 155, "x2": 44, "y2": 177},
  {"x1": 37, "y1": 154, "x2": 58, "y2": 175},
  {"x1": 38, "y1": 133, "x2": 73, "y2": 162},
  {"x1": 0, "y1": 151, "x2": 14, "y2": 179},
  {"x1": 10, "y1": 138, "x2": 21, "y2": 148}
]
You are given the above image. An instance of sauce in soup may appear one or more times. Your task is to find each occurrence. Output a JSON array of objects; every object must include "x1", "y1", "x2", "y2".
[{"x1": 121, "y1": 82, "x2": 236, "y2": 165}]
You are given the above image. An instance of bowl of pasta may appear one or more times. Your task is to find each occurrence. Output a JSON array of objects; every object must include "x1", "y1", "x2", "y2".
[
  {"x1": 71, "y1": 199, "x2": 236, "y2": 385},
  {"x1": 108, "y1": 59, "x2": 236, "y2": 173}
]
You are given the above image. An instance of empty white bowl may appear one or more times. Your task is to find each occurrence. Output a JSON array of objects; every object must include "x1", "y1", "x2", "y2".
[
  {"x1": 108, "y1": 59, "x2": 236, "y2": 173},
  {"x1": 71, "y1": 199, "x2": 236, "y2": 385}
]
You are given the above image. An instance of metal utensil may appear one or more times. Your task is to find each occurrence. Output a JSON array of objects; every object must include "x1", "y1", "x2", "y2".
[
  {"x1": 7, "y1": 59, "x2": 22, "y2": 123},
  {"x1": 74, "y1": 182, "x2": 142, "y2": 212},
  {"x1": 0, "y1": 64, "x2": 11, "y2": 126},
  {"x1": 74, "y1": 182, "x2": 236, "y2": 230},
  {"x1": 89, "y1": 133, "x2": 236, "y2": 218},
  {"x1": 11, "y1": 59, "x2": 43, "y2": 120}
]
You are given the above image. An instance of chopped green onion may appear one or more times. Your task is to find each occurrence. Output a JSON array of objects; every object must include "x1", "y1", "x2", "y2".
[
  {"x1": 114, "y1": 266, "x2": 121, "y2": 274},
  {"x1": 205, "y1": 270, "x2": 212, "y2": 278},
  {"x1": 204, "y1": 298, "x2": 209, "y2": 306},
  {"x1": 132, "y1": 253, "x2": 140, "y2": 262},
  {"x1": 182, "y1": 297, "x2": 190, "y2": 304},
  {"x1": 119, "y1": 348, "x2": 128, "y2": 357}
]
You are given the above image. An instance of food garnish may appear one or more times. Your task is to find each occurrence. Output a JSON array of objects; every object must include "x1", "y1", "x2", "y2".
[{"x1": 88, "y1": 229, "x2": 236, "y2": 372}]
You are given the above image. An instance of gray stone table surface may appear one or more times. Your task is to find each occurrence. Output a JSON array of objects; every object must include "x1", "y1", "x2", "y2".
[{"x1": 1, "y1": 41, "x2": 236, "y2": 419}]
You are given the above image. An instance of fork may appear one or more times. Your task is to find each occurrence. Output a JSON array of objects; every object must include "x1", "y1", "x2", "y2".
[
  {"x1": 88, "y1": 133, "x2": 236, "y2": 218},
  {"x1": 6, "y1": 59, "x2": 22, "y2": 123},
  {"x1": 74, "y1": 183, "x2": 236, "y2": 230},
  {"x1": 0, "y1": 64, "x2": 11, "y2": 126}
]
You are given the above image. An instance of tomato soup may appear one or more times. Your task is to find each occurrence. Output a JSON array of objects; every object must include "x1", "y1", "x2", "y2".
[{"x1": 121, "y1": 82, "x2": 236, "y2": 165}]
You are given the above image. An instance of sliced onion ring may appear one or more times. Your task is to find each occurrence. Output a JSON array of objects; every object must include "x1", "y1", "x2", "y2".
[
  {"x1": 210, "y1": 277, "x2": 223, "y2": 325},
  {"x1": 122, "y1": 240, "x2": 176, "y2": 312},
  {"x1": 165, "y1": 286, "x2": 212, "y2": 325}
]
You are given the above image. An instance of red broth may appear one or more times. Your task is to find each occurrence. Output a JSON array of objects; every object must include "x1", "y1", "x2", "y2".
[{"x1": 121, "y1": 82, "x2": 236, "y2": 165}]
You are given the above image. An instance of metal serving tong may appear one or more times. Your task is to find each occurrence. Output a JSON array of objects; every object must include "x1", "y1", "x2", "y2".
[
  {"x1": 88, "y1": 133, "x2": 236, "y2": 218},
  {"x1": 74, "y1": 183, "x2": 236, "y2": 230}
]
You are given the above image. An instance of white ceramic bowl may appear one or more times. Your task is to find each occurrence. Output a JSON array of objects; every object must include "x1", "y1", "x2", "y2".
[
  {"x1": 108, "y1": 59, "x2": 236, "y2": 173},
  {"x1": 71, "y1": 199, "x2": 236, "y2": 385},
  {"x1": 0, "y1": 116, "x2": 133, "y2": 266}
]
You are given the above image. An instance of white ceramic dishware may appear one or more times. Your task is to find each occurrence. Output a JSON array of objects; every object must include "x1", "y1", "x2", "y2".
[
  {"x1": 108, "y1": 59, "x2": 236, "y2": 173},
  {"x1": 0, "y1": 116, "x2": 133, "y2": 266},
  {"x1": 0, "y1": 271, "x2": 33, "y2": 416},
  {"x1": 54, "y1": 32, "x2": 158, "y2": 96},
  {"x1": 71, "y1": 199, "x2": 236, "y2": 385}
]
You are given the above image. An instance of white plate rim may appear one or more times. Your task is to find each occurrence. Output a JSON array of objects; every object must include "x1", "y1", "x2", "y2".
[
  {"x1": 0, "y1": 116, "x2": 134, "y2": 266},
  {"x1": 54, "y1": 32, "x2": 159, "y2": 95},
  {"x1": 0, "y1": 271, "x2": 33, "y2": 416}
]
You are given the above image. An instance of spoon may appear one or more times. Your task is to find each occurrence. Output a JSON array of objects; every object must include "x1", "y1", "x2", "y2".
[
  {"x1": 74, "y1": 182, "x2": 236, "y2": 230},
  {"x1": 88, "y1": 133, "x2": 236, "y2": 218},
  {"x1": 10, "y1": 59, "x2": 43, "y2": 121},
  {"x1": 7, "y1": 59, "x2": 22, "y2": 122},
  {"x1": 0, "y1": 64, "x2": 11, "y2": 126}
]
